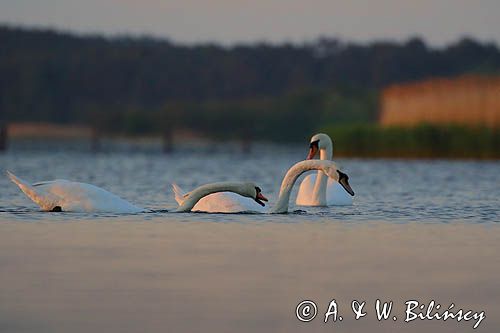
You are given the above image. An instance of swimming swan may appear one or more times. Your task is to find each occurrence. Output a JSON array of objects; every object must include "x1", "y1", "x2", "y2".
[
  {"x1": 7, "y1": 171, "x2": 268, "y2": 214},
  {"x1": 173, "y1": 182, "x2": 268, "y2": 212},
  {"x1": 296, "y1": 133, "x2": 354, "y2": 206},
  {"x1": 172, "y1": 160, "x2": 354, "y2": 214},
  {"x1": 6, "y1": 171, "x2": 143, "y2": 213},
  {"x1": 270, "y1": 159, "x2": 354, "y2": 213}
]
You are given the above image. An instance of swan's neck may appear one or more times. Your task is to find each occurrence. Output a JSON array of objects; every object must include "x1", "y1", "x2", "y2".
[
  {"x1": 270, "y1": 160, "x2": 333, "y2": 214},
  {"x1": 175, "y1": 182, "x2": 245, "y2": 212},
  {"x1": 320, "y1": 144, "x2": 333, "y2": 160},
  {"x1": 311, "y1": 144, "x2": 333, "y2": 205}
]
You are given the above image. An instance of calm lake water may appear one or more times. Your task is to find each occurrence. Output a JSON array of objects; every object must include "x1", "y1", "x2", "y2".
[
  {"x1": 0, "y1": 144, "x2": 499, "y2": 332},
  {"x1": 1, "y1": 144, "x2": 499, "y2": 222}
]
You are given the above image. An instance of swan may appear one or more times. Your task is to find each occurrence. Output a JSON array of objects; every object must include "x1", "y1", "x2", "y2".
[
  {"x1": 173, "y1": 182, "x2": 268, "y2": 212},
  {"x1": 269, "y1": 159, "x2": 354, "y2": 213},
  {"x1": 7, "y1": 170, "x2": 268, "y2": 214},
  {"x1": 171, "y1": 159, "x2": 353, "y2": 214},
  {"x1": 296, "y1": 133, "x2": 354, "y2": 206},
  {"x1": 6, "y1": 171, "x2": 143, "y2": 213}
]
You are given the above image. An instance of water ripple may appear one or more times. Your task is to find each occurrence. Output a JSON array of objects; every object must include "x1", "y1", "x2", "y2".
[{"x1": 0, "y1": 149, "x2": 499, "y2": 224}]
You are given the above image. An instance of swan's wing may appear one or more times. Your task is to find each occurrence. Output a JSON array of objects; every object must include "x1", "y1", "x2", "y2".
[
  {"x1": 7, "y1": 171, "x2": 60, "y2": 211},
  {"x1": 172, "y1": 183, "x2": 189, "y2": 205},
  {"x1": 326, "y1": 179, "x2": 353, "y2": 206},
  {"x1": 193, "y1": 192, "x2": 265, "y2": 213},
  {"x1": 32, "y1": 180, "x2": 142, "y2": 213},
  {"x1": 295, "y1": 173, "x2": 317, "y2": 206}
]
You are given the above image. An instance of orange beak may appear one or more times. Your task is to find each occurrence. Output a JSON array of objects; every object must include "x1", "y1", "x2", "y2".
[
  {"x1": 255, "y1": 192, "x2": 268, "y2": 207},
  {"x1": 306, "y1": 145, "x2": 318, "y2": 160}
]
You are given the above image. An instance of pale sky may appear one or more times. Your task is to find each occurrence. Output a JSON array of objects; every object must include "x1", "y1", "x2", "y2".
[{"x1": 0, "y1": 0, "x2": 499, "y2": 46}]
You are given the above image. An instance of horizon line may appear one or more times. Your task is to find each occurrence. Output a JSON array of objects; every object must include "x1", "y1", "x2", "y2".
[{"x1": 2, "y1": 21, "x2": 498, "y2": 50}]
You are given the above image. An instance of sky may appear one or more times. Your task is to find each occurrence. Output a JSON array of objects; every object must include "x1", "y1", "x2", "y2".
[{"x1": 0, "y1": 0, "x2": 499, "y2": 46}]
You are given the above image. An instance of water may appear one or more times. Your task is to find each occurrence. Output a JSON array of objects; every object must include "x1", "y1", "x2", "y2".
[
  {"x1": 0, "y1": 145, "x2": 499, "y2": 333},
  {"x1": 1, "y1": 145, "x2": 498, "y2": 222}
]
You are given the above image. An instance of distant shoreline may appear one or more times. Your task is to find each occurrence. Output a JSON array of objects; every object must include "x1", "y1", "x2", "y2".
[{"x1": 3, "y1": 122, "x2": 498, "y2": 159}]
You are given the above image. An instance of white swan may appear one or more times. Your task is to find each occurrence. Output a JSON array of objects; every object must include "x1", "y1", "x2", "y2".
[
  {"x1": 171, "y1": 160, "x2": 354, "y2": 214},
  {"x1": 173, "y1": 182, "x2": 268, "y2": 212},
  {"x1": 296, "y1": 133, "x2": 354, "y2": 206},
  {"x1": 270, "y1": 159, "x2": 354, "y2": 213},
  {"x1": 7, "y1": 171, "x2": 143, "y2": 213}
]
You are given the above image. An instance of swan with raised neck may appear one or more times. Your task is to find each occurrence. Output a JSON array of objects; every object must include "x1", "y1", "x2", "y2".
[
  {"x1": 174, "y1": 182, "x2": 268, "y2": 212},
  {"x1": 308, "y1": 133, "x2": 333, "y2": 205},
  {"x1": 297, "y1": 133, "x2": 354, "y2": 206},
  {"x1": 270, "y1": 159, "x2": 354, "y2": 214}
]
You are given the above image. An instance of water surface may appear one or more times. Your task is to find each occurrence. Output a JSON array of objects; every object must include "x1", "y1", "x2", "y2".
[
  {"x1": 1, "y1": 145, "x2": 498, "y2": 222},
  {"x1": 0, "y1": 146, "x2": 499, "y2": 333}
]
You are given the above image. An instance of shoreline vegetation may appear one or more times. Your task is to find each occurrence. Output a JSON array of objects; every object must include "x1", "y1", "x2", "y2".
[
  {"x1": 1, "y1": 26, "x2": 500, "y2": 158},
  {"x1": 325, "y1": 124, "x2": 500, "y2": 159},
  {"x1": 5, "y1": 122, "x2": 500, "y2": 159}
]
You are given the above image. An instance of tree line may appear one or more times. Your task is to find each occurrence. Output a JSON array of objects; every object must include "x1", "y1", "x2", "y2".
[{"x1": 0, "y1": 25, "x2": 499, "y2": 140}]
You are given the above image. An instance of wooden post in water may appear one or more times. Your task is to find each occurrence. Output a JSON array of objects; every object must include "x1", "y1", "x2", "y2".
[
  {"x1": 240, "y1": 126, "x2": 253, "y2": 154},
  {"x1": 91, "y1": 126, "x2": 101, "y2": 153},
  {"x1": 0, "y1": 105, "x2": 6, "y2": 151},
  {"x1": 241, "y1": 137, "x2": 252, "y2": 154},
  {"x1": 0, "y1": 124, "x2": 6, "y2": 152},
  {"x1": 163, "y1": 128, "x2": 173, "y2": 153}
]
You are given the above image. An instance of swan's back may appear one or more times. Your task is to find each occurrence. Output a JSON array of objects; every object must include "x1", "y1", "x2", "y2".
[
  {"x1": 172, "y1": 183, "x2": 265, "y2": 213},
  {"x1": 34, "y1": 180, "x2": 142, "y2": 213},
  {"x1": 193, "y1": 192, "x2": 265, "y2": 213},
  {"x1": 8, "y1": 171, "x2": 142, "y2": 213},
  {"x1": 326, "y1": 179, "x2": 354, "y2": 206}
]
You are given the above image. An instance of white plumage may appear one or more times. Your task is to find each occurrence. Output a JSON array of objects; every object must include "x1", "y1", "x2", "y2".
[
  {"x1": 172, "y1": 183, "x2": 266, "y2": 213},
  {"x1": 296, "y1": 174, "x2": 354, "y2": 206},
  {"x1": 7, "y1": 171, "x2": 143, "y2": 213},
  {"x1": 296, "y1": 133, "x2": 354, "y2": 206}
]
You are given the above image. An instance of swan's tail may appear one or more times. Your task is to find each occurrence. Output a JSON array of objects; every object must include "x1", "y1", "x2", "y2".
[
  {"x1": 172, "y1": 183, "x2": 189, "y2": 205},
  {"x1": 6, "y1": 171, "x2": 56, "y2": 210}
]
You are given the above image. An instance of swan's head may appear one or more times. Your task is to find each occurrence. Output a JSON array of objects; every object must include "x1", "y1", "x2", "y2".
[
  {"x1": 307, "y1": 133, "x2": 333, "y2": 159},
  {"x1": 337, "y1": 170, "x2": 355, "y2": 196},
  {"x1": 321, "y1": 164, "x2": 355, "y2": 196},
  {"x1": 240, "y1": 182, "x2": 269, "y2": 207}
]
